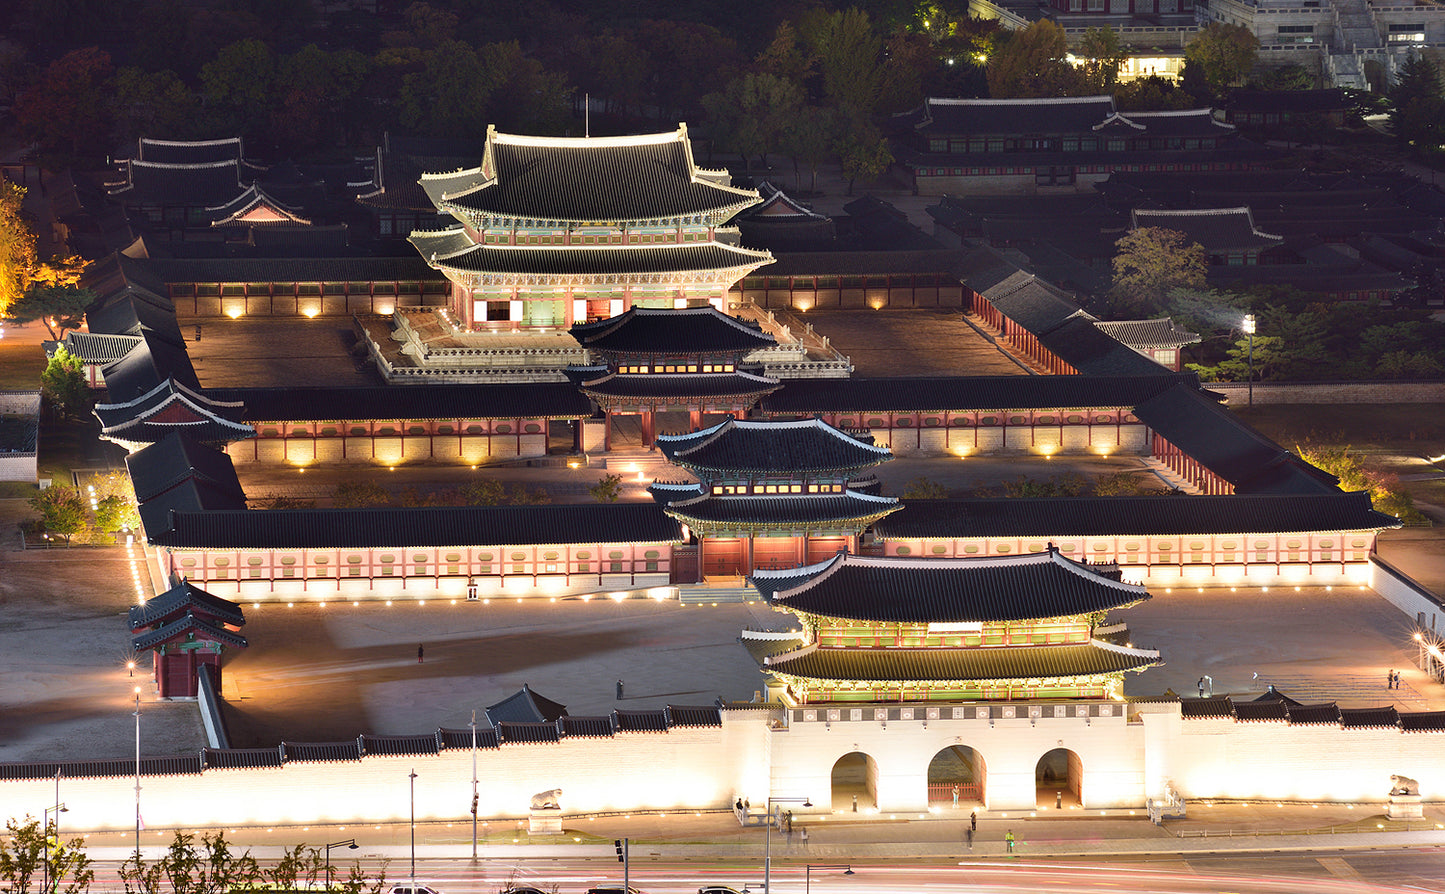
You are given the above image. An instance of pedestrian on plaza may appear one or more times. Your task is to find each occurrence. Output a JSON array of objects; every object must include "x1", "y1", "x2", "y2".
[
  {"x1": 1197, "y1": 676, "x2": 1205, "y2": 697},
  {"x1": 616, "y1": 678, "x2": 624, "y2": 699},
  {"x1": 952, "y1": 783, "x2": 959, "y2": 808},
  {"x1": 1393, "y1": 670, "x2": 1401, "y2": 689},
  {"x1": 1388, "y1": 669, "x2": 1395, "y2": 689},
  {"x1": 970, "y1": 809, "x2": 977, "y2": 832},
  {"x1": 417, "y1": 644, "x2": 424, "y2": 663},
  {"x1": 852, "y1": 794, "x2": 858, "y2": 812},
  {"x1": 1005, "y1": 829, "x2": 1015, "y2": 854}
]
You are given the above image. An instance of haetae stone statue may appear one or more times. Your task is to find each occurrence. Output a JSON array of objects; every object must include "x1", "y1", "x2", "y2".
[
  {"x1": 530, "y1": 788, "x2": 563, "y2": 810},
  {"x1": 1390, "y1": 775, "x2": 1420, "y2": 796}
]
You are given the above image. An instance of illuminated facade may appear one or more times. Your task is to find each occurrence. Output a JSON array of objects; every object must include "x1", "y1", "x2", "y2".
[{"x1": 409, "y1": 126, "x2": 774, "y2": 330}]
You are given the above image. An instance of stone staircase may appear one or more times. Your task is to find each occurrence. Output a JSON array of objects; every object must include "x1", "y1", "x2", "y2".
[{"x1": 1326, "y1": 0, "x2": 1381, "y2": 89}]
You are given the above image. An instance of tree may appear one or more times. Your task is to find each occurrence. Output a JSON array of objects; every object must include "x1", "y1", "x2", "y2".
[
  {"x1": 801, "y1": 8, "x2": 888, "y2": 119},
  {"x1": 0, "y1": 182, "x2": 37, "y2": 318},
  {"x1": 508, "y1": 484, "x2": 551, "y2": 505},
  {"x1": 902, "y1": 476, "x2": 949, "y2": 499},
  {"x1": 40, "y1": 346, "x2": 90, "y2": 420},
  {"x1": 29, "y1": 486, "x2": 89, "y2": 544},
  {"x1": 1109, "y1": 227, "x2": 1208, "y2": 317},
  {"x1": 0, "y1": 815, "x2": 93, "y2": 894},
  {"x1": 837, "y1": 123, "x2": 894, "y2": 195},
  {"x1": 985, "y1": 20, "x2": 1084, "y2": 98},
  {"x1": 1183, "y1": 22, "x2": 1259, "y2": 98},
  {"x1": 588, "y1": 473, "x2": 623, "y2": 503},
  {"x1": 1388, "y1": 54, "x2": 1445, "y2": 156},
  {"x1": 1077, "y1": 26, "x2": 1127, "y2": 94},
  {"x1": 7, "y1": 285, "x2": 95, "y2": 339},
  {"x1": 397, "y1": 40, "x2": 490, "y2": 138},
  {"x1": 113, "y1": 68, "x2": 202, "y2": 144},
  {"x1": 333, "y1": 480, "x2": 391, "y2": 507},
  {"x1": 1247, "y1": 63, "x2": 1315, "y2": 91},
  {"x1": 458, "y1": 478, "x2": 506, "y2": 505},
  {"x1": 782, "y1": 105, "x2": 838, "y2": 194},
  {"x1": 13, "y1": 47, "x2": 115, "y2": 167},
  {"x1": 702, "y1": 72, "x2": 803, "y2": 169},
  {"x1": 1115, "y1": 75, "x2": 1197, "y2": 112},
  {"x1": 94, "y1": 493, "x2": 140, "y2": 533},
  {"x1": 199, "y1": 38, "x2": 277, "y2": 140},
  {"x1": 755, "y1": 20, "x2": 812, "y2": 83}
]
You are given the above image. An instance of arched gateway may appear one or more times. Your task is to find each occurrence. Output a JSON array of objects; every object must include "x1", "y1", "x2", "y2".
[
  {"x1": 928, "y1": 745, "x2": 986, "y2": 808},
  {"x1": 1037, "y1": 747, "x2": 1082, "y2": 808},
  {"x1": 831, "y1": 752, "x2": 878, "y2": 811}
]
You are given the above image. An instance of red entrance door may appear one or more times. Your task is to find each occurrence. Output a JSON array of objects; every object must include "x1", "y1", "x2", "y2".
[
  {"x1": 703, "y1": 538, "x2": 745, "y2": 578},
  {"x1": 752, "y1": 537, "x2": 802, "y2": 572},
  {"x1": 806, "y1": 536, "x2": 850, "y2": 565}
]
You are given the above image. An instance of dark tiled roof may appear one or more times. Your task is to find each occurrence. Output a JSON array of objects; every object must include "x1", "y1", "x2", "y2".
[
  {"x1": 137, "y1": 479, "x2": 249, "y2": 539},
  {"x1": 1339, "y1": 707, "x2": 1400, "y2": 729},
  {"x1": 86, "y1": 293, "x2": 185, "y2": 350},
  {"x1": 438, "y1": 127, "x2": 760, "y2": 222},
  {"x1": 140, "y1": 256, "x2": 441, "y2": 285},
  {"x1": 1037, "y1": 318, "x2": 1174, "y2": 377},
  {"x1": 766, "y1": 640, "x2": 1159, "y2": 682},
  {"x1": 497, "y1": 721, "x2": 561, "y2": 744},
  {"x1": 1108, "y1": 109, "x2": 1235, "y2": 137},
  {"x1": 202, "y1": 747, "x2": 283, "y2": 769},
  {"x1": 665, "y1": 704, "x2": 723, "y2": 727},
  {"x1": 580, "y1": 371, "x2": 781, "y2": 401},
  {"x1": 1094, "y1": 319, "x2": 1201, "y2": 349},
  {"x1": 100, "y1": 335, "x2": 201, "y2": 402},
  {"x1": 152, "y1": 503, "x2": 682, "y2": 550},
  {"x1": 420, "y1": 241, "x2": 772, "y2": 277},
  {"x1": 485, "y1": 684, "x2": 568, "y2": 725},
  {"x1": 1286, "y1": 703, "x2": 1342, "y2": 725},
  {"x1": 1131, "y1": 208, "x2": 1282, "y2": 251},
  {"x1": 1399, "y1": 711, "x2": 1445, "y2": 732},
  {"x1": 439, "y1": 727, "x2": 500, "y2": 749},
  {"x1": 132, "y1": 613, "x2": 249, "y2": 652},
  {"x1": 134, "y1": 137, "x2": 244, "y2": 165},
  {"x1": 663, "y1": 492, "x2": 900, "y2": 528},
  {"x1": 558, "y1": 716, "x2": 616, "y2": 738},
  {"x1": 657, "y1": 418, "x2": 891, "y2": 477},
  {"x1": 1232, "y1": 700, "x2": 1289, "y2": 722},
  {"x1": 613, "y1": 709, "x2": 670, "y2": 732},
  {"x1": 50, "y1": 332, "x2": 143, "y2": 364},
  {"x1": 0, "y1": 756, "x2": 203, "y2": 780},
  {"x1": 761, "y1": 374, "x2": 1186, "y2": 415},
  {"x1": 129, "y1": 580, "x2": 245, "y2": 629},
  {"x1": 759, "y1": 248, "x2": 962, "y2": 277},
  {"x1": 571, "y1": 306, "x2": 775, "y2": 354},
  {"x1": 125, "y1": 432, "x2": 247, "y2": 505},
  {"x1": 1180, "y1": 697, "x2": 1234, "y2": 718},
  {"x1": 113, "y1": 161, "x2": 248, "y2": 206},
  {"x1": 282, "y1": 741, "x2": 362, "y2": 762},
  {"x1": 986, "y1": 278, "x2": 1087, "y2": 334},
  {"x1": 360, "y1": 734, "x2": 440, "y2": 756},
  {"x1": 750, "y1": 550, "x2": 1148, "y2": 624},
  {"x1": 209, "y1": 383, "x2": 593, "y2": 422},
  {"x1": 1227, "y1": 88, "x2": 1349, "y2": 114},
  {"x1": 1132, "y1": 385, "x2": 1338, "y2": 494},
  {"x1": 914, "y1": 96, "x2": 1117, "y2": 136},
  {"x1": 875, "y1": 492, "x2": 1398, "y2": 538}
]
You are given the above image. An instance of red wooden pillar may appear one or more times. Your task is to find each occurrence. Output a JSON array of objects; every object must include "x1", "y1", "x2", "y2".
[
  {"x1": 187, "y1": 648, "x2": 198, "y2": 697},
  {"x1": 603, "y1": 412, "x2": 613, "y2": 452},
  {"x1": 689, "y1": 409, "x2": 702, "y2": 430},
  {"x1": 573, "y1": 419, "x2": 584, "y2": 453},
  {"x1": 642, "y1": 410, "x2": 655, "y2": 446}
]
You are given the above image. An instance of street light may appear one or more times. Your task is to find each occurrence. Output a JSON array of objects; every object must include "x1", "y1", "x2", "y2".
[
  {"x1": 764, "y1": 796, "x2": 811, "y2": 893},
  {"x1": 408, "y1": 769, "x2": 418, "y2": 885},
  {"x1": 469, "y1": 711, "x2": 479, "y2": 860},
  {"x1": 806, "y1": 865, "x2": 854, "y2": 894},
  {"x1": 1242, "y1": 314, "x2": 1256, "y2": 407},
  {"x1": 324, "y1": 839, "x2": 358, "y2": 888},
  {"x1": 43, "y1": 800, "x2": 68, "y2": 894},
  {"x1": 133, "y1": 686, "x2": 142, "y2": 860}
]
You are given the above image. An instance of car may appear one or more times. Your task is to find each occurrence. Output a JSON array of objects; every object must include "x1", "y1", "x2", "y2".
[
  {"x1": 585, "y1": 886, "x2": 645, "y2": 894},
  {"x1": 502, "y1": 887, "x2": 551, "y2": 894},
  {"x1": 389, "y1": 886, "x2": 443, "y2": 894},
  {"x1": 699, "y1": 887, "x2": 745, "y2": 894}
]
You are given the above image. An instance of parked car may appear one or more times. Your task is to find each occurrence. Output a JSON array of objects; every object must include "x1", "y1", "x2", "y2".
[
  {"x1": 699, "y1": 887, "x2": 745, "y2": 894},
  {"x1": 502, "y1": 887, "x2": 550, "y2": 894},
  {"x1": 389, "y1": 886, "x2": 443, "y2": 894},
  {"x1": 585, "y1": 886, "x2": 645, "y2": 894}
]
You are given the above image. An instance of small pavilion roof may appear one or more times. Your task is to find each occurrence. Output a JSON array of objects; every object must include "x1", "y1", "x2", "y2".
[
  {"x1": 129, "y1": 580, "x2": 245, "y2": 630},
  {"x1": 1094, "y1": 319, "x2": 1201, "y2": 349},
  {"x1": 740, "y1": 184, "x2": 830, "y2": 222},
  {"x1": 875, "y1": 491, "x2": 1399, "y2": 539},
  {"x1": 205, "y1": 183, "x2": 310, "y2": 227},
  {"x1": 1131, "y1": 208, "x2": 1282, "y2": 251},
  {"x1": 570, "y1": 306, "x2": 775, "y2": 355},
  {"x1": 579, "y1": 371, "x2": 781, "y2": 402},
  {"x1": 657, "y1": 417, "x2": 891, "y2": 477},
  {"x1": 485, "y1": 684, "x2": 568, "y2": 726},
  {"x1": 131, "y1": 612, "x2": 249, "y2": 652},
  {"x1": 422, "y1": 125, "x2": 762, "y2": 223},
  {"x1": 45, "y1": 331, "x2": 143, "y2": 365},
  {"x1": 1037, "y1": 318, "x2": 1176, "y2": 376},
  {"x1": 96, "y1": 376, "x2": 253, "y2": 447},
  {"x1": 661, "y1": 491, "x2": 900, "y2": 529},
  {"x1": 751, "y1": 549, "x2": 1148, "y2": 624},
  {"x1": 98, "y1": 332, "x2": 201, "y2": 402},
  {"x1": 765, "y1": 640, "x2": 1159, "y2": 683},
  {"x1": 412, "y1": 236, "x2": 773, "y2": 279}
]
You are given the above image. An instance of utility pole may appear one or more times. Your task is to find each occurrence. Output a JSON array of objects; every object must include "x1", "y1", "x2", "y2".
[{"x1": 469, "y1": 711, "x2": 479, "y2": 860}]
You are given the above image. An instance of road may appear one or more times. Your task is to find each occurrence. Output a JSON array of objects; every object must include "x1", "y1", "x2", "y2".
[{"x1": 75, "y1": 851, "x2": 1445, "y2": 894}]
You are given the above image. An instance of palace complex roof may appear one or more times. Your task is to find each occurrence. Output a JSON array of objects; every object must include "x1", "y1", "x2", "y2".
[
  {"x1": 750, "y1": 550, "x2": 1148, "y2": 623},
  {"x1": 207, "y1": 383, "x2": 592, "y2": 422},
  {"x1": 570, "y1": 306, "x2": 775, "y2": 355},
  {"x1": 129, "y1": 580, "x2": 246, "y2": 630},
  {"x1": 126, "y1": 137, "x2": 245, "y2": 166},
  {"x1": 1035, "y1": 317, "x2": 1177, "y2": 377},
  {"x1": 420, "y1": 125, "x2": 761, "y2": 224},
  {"x1": 96, "y1": 374, "x2": 253, "y2": 448},
  {"x1": 1093, "y1": 109, "x2": 1236, "y2": 137},
  {"x1": 485, "y1": 684, "x2": 568, "y2": 725},
  {"x1": 658, "y1": 491, "x2": 900, "y2": 530},
  {"x1": 1131, "y1": 208, "x2": 1283, "y2": 251},
  {"x1": 657, "y1": 418, "x2": 892, "y2": 477},
  {"x1": 906, "y1": 96, "x2": 1120, "y2": 136},
  {"x1": 126, "y1": 432, "x2": 247, "y2": 506},
  {"x1": 44, "y1": 331, "x2": 142, "y2": 365},
  {"x1": 132, "y1": 613, "x2": 249, "y2": 652},
  {"x1": 876, "y1": 491, "x2": 1399, "y2": 539},
  {"x1": 579, "y1": 371, "x2": 781, "y2": 402},
  {"x1": 409, "y1": 237, "x2": 773, "y2": 281},
  {"x1": 205, "y1": 184, "x2": 310, "y2": 227},
  {"x1": 1094, "y1": 319, "x2": 1202, "y2": 350},
  {"x1": 148, "y1": 503, "x2": 682, "y2": 550},
  {"x1": 758, "y1": 374, "x2": 1189, "y2": 415},
  {"x1": 99, "y1": 331, "x2": 201, "y2": 401},
  {"x1": 764, "y1": 640, "x2": 1159, "y2": 683}
]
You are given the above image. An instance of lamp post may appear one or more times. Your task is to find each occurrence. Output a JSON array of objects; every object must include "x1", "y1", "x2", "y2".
[
  {"x1": 764, "y1": 796, "x2": 811, "y2": 893},
  {"x1": 805, "y1": 865, "x2": 853, "y2": 894},
  {"x1": 43, "y1": 800, "x2": 67, "y2": 894},
  {"x1": 408, "y1": 769, "x2": 418, "y2": 885},
  {"x1": 324, "y1": 839, "x2": 358, "y2": 888},
  {"x1": 1242, "y1": 314, "x2": 1256, "y2": 407},
  {"x1": 469, "y1": 710, "x2": 479, "y2": 860},
  {"x1": 133, "y1": 686, "x2": 142, "y2": 860}
]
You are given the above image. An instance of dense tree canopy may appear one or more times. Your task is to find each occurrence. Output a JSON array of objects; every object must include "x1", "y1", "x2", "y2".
[
  {"x1": 1109, "y1": 228, "x2": 1208, "y2": 316},
  {"x1": 1389, "y1": 54, "x2": 1445, "y2": 157},
  {"x1": 985, "y1": 20, "x2": 1084, "y2": 98},
  {"x1": 1183, "y1": 22, "x2": 1259, "y2": 99}
]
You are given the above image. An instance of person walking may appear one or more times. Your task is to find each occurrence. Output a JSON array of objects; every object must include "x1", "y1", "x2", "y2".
[
  {"x1": 1197, "y1": 676, "x2": 1206, "y2": 697},
  {"x1": 952, "y1": 783, "x2": 959, "y2": 808},
  {"x1": 1388, "y1": 669, "x2": 1395, "y2": 689},
  {"x1": 616, "y1": 678, "x2": 624, "y2": 699},
  {"x1": 970, "y1": 809, "x2": 977, "y2": 832},
  {"x1": 417, "y1": 644, "x2": 424, "y2": 663},
  {"x1": 1005, "y1": 829, "x2": 1015, "y2": 854}
]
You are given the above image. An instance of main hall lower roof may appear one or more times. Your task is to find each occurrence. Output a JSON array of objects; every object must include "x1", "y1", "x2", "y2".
[
  {"x1": 414, "y1": 238, "x2": 772, "y2": 277},
  {"x1": 766, "y1": 640, "x2": 1159, "y2": 683}
]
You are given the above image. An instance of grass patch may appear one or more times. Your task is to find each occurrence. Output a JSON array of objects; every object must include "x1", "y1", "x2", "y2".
[{"x1": 0, "y1": 342, "x2": 44, "y2": 391}]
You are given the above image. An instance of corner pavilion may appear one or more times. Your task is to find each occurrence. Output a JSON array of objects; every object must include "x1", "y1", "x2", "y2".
[{"x1": 749, "y1": 548, "x2": 1160, "y2": 704}]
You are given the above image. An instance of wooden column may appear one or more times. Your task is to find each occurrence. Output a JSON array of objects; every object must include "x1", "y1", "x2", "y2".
[{"x1": 603, "y1": 411, "x2": 613, "y2": 452}]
